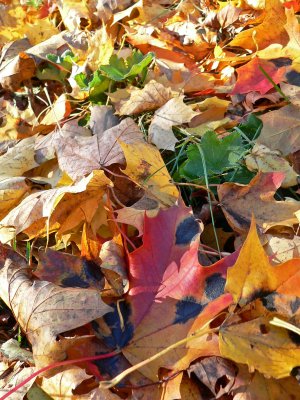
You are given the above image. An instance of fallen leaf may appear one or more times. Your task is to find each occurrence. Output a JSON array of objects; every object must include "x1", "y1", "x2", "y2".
[
  {"x1": 189, "y1": 356, "x2": 237, "y2": 398},
  {"x1": 0, "y1": 170, "x2": 112, "y2": 242},
  {"x1": 231, "y1": 365, "x2": 300, "y2": 400},
  {"x1": 218, "y1": 172, "x2": 300, "y2": 233},
  {"x1": 232, "y1": 57, "x2": 286, "y2": 95},
  {"x1": 0, "y1": 136, "x2": 39, "y2": 179},
  {"x1": 149, "y1": 96, "x2": 197, "y2": 150},
  {"x1": 0, "y1": 51, "x2": 36, "y2": 91},
  {"x1": 188, "y1": 96, "x2": 230, "y2": 129},
  {"x1": 40, "y1": 366, "x2": 92, "y2": 400},
  {"x1": 56, "y1": 0, "x2": 92, "y2": 31},
  {"x1": 225, "y1": 218, "x2": 300, "y2": 306},
  {"x1": 0, "y1": 244, "x2": 112, "y2": 368},
  {"x1": 123, "y1": 211, "x2": 238, "y2": 380},
  {"x1": 41, "y1": 117, "x2": 143, "y2": 181},
  {"x1": 281, "y1": 82, "x2": 300, "y2": 106},
  {"x1": 116, "y1": 196, "x2": 160, "y2": 235},
  {"x1": 245, "y1": 143, "x2": 298, "y2": 187},
  {"x1": 229, "y1": 0, "x2": 288, "y2": 51},
  {"x1": 128, "y1": 202, "x2": 202, "y2": 326},
  {"x1": 265, "y1": 233, "x2": 300, "y2": 263},
  {"x1": 257, "y1": 104, "x2": 300, "y2": 156},
  {"x1": 109, "y1": 80, "x2": 173, "y2": 115},
  {"x1": 119, "y1": 140, "x2": 179, "y2": 206},
  {"x1": 35, "y1": 248, "x2": 104, "y2": 290},
  {"x1": 100, "y1": 239, "x2": 129, "y2": 296},
  {"x1": 220, "y1": 316, "x2": 300, "y2": 379},
  {"x1": 40, "y1": 94, "x2": 72, "y2": 126},
  {"x1": 0, "y1": 177, "x2": 34, "y2": 220},
  {"x1": 0, "y1": 364, "x2": 36, "y2": 400}
]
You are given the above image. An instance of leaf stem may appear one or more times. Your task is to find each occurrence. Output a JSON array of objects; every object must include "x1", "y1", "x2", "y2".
[
  {"x1": 99, "y1": 320, "x2": 214, "y2": 389},
  {"x1": 0, "y1": 351, "x2": 120, "y2": 400}
]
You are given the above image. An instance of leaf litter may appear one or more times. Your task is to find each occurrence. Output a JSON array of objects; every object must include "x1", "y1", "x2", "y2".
[{"x1": 0, "y1": 0, "x2": 299, "y2": 399}]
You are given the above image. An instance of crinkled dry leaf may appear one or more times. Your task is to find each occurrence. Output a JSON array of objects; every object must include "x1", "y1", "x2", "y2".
[
  {"x1": 245, "y1": 143, "x2": 298, "y2": 187},
  {"x1": 51, "y1": 118, "x2": 143, "y2": 181},
  {"x1": 109, "y1": 80, "x2": 173, "y2": 115},
  {"x1": 218, "y1": 172, "x2": 300, "y2": 233},
  {"x1": 149, "y1": 96, "x2": 197, "y2": 150},
  {"x1": 0, "y1": 244, "x2": 112, "y2": 368},
  {"x1": 257, "y1": 104, "x2": 300, "y2": 156},
  {"x1": 119, "y1": 140, "x2": 179, "y2": 206},
  {"x1": 220, "y1": 316, "x2": 300, "y2": 379},
  {"x1": 0, "y1": 170, "x2": 112, "y2": 242}
]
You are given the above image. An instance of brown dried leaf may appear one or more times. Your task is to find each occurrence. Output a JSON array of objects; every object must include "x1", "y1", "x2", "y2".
[
  {"x1": 0, "y1": 136, "x2": 39, "y2": 179},
  {"x1": 189, "y1": 356, "x2": 237, "y2": 398},
  {"x1": 149, "y1": 96, "x2": 197, "y2": 150},
  {"x1": 0, "y1": 170, "x2": 112, "y2": 242},
  {"x1": 257, "y1": 104, "x2": 300, "y2": 156},
  {"x1": 0, "y1": 52, "x2": 35, "y2": 91},
  {"x1": 0, "y1": 364, "x2": 36, "y2": 400},
  {"x1": 229, "y1": 0, "x2": 288, "y2": 52},
  {"x1": 245, "y1": 143, "x2": 298, "y2": 188},
  {"x1": 51, "y1": 118, "x2": 143, "y2": 181},
  {"x1": 218, "y1": 172, "x2": 300, "y2": 233},
  {"x1": 0, "y1": 244, "x2": 112, "y2": 368},
  {"x1": 109, "y1": 80, "x2": 173, "y2": 115}
]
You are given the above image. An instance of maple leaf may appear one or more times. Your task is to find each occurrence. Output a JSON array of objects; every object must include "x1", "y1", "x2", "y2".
[
  {"x1": 118, "y1": 204, "x2": 239, "y2": 381},
  {"x1": 54, "y1": 117, "x2": 143, "y2": 181},
  {"x1": 231, "y1": 57, "x2": 287, "y2": 95},
  {"x1": 220, "y1": 316, "x2": 300, "y2": 379},
  {"x1": 257, "y1": 104, "x2": 300, "y2": 156},
  {"x1": 225, "y1": 218, "x2": 300, "y2": 306},
  {"x1": 229, "y1": 0, "x2": 288, "y2": 51},
  {"x1": 180, "y1": 130, "x2": 243, "y2": 182},
  {"x1": 218, "y1": 172, "x2": 300, "y2": 233},
  {"x1": 219, "y1": 219, "x2": 300, "y2": 379}
]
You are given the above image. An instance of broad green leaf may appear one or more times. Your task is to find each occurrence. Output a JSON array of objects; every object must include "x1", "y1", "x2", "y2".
[
  {"x1": 74, "y1": 72, "x2": 89, "y2": 89},
  {"x1": 37, "y1": 51, "x2": 74, "y2": 83},
  {"x1": 100, "y1": 50, "x2": 154, "y2": 82},
  {"x1": 235, "y1": 114, "x2": 263, "y2": 143},
  {"x1": 179, "y1": 131, "x2": 243, "y2": 181},
  {"x1": 88, "y1": 71, "x2": 110, "y2": 103}
]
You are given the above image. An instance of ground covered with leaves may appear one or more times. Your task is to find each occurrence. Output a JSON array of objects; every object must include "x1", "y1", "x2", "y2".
[{"x1": 0, "y1": 0, "x2": 300, "y2": 398}]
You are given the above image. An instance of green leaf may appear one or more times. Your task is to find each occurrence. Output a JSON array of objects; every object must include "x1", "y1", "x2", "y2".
[
  {"x1": 227, "y1": 164, "x2": 256, "y2": 184},
  {"x1": 100, "y1": 50, "x2": 154, "y2": 82},
  {"x1": 37, "y1": 51, "x2": 75, "y2": 83},
  {"x1": 236, "y1": 114, "x2": 263, "y2": 142},
  {"x1": 179, "y1": 131, "x2": 244, "y2": 181},
  {"x1": 88, "y1": 71, "x2": 110, "y2": 103},
  {"x1": 74, "y1": 72, "x2": 89, "y2": 89}
]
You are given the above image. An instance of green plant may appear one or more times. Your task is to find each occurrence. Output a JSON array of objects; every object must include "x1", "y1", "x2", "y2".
[
  {"x1": 37, "y1": 50, "x2": 76, "y2": 83},
  {"x1": 74, "y1": 50, "x2": 155, "y2": 104},
  {"x1": 175, "y1": 114, "x2": 263, "y2": 186}
]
